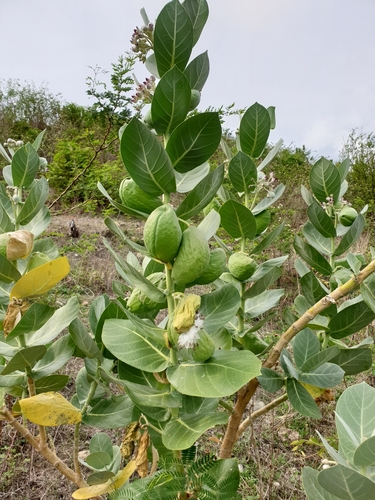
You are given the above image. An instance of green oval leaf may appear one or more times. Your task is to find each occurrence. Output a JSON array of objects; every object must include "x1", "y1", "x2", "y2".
[
  {"x1": 293, "y1": 328, "x2": 321, "y2": 370},
  {"x1": 89, "y1": 433, "x2": 114, "y2": 457},
  {"x1": 167, "y1": 350, "x2": 261, "y2": 397},
  {"x1": 318, "y1": 464, "x2": 375, "y2": 499},
  {"x1": 16, "y1": 177, "x2": 49, "y2": 226},
  {"x1": 120, "y1": 117, "x2": 176, "y2": 196},
  {"x1": 184, "y1": 51, "x2": 209, "y2": 91},
  {"x1": 162, "y1": 412, "x2": 227, "y2": 450},
  {"x1": 175, "y1": 162, "x2": 210, "y2": 193},
  {"x1": 151, "y1": 66, "x2": 191, "y2": 135},
  {"x1": 293, "y1": 235, "x2": 332, "y2": 276},
  {"x1": 330, "y1": 347, "x2": 372, "y2": 376},
  {"x1": 1, "y1": 345, "x2": 47, "y2": 375},
  {"x1": 154, "y1": 0, "x2": 194, "y2": 76},
  {"x1": 302, "y1": 222, "x2": 332, "y2": 255},
  {"x1": 33, "y1": 335, "x2": 76, "y2": 379},
  {"x1": 333, "y1": 214, "x2": 365, "y2": 257},
  {"x1": 176, "y1": 163, "x2": 224, "y2": 220},
  {"x1": 182, "y1": 0, "x2": 209, "y2": 46},
  {"x1": 102, "y1": 319, "x2": 171, "y2": 373},
  {"x1": 69, "y1": 318, "x2": 104, "y2": 362},
  {"x1": 298, "y1": 363, "x2": 344, "y2": 389},
  {"x1": 125, "y1": 381, "x2": 181, "y2": 409},
  {"x1": 0, "y1": 254, "x2": 21, "y2": 284},
  {"x1": 307, "y1": 201, "x2": 336, "y2": 238},
  {"x1": 302, "y1": 467, "x2": 342, "y2": 500},
  {"x1": 166, "y1": 112, "x2": 222, "y2": 173},
  {"x1": 328, "y1": 301, "x2": 375, "y2": 339},
  {"x1": 86, "y1": 451, "x2": 112, "y2": 469},
  {"x1": 309, "y1": 158, "x2": 341, "y2": 203},
  {"x1": 11, "y1": 143, "x2": 39, "y2": 188},
  {"x1": 228, "y1": 151, "x2": 257, "y2": 194},
  {"x1": 34, "y1": 375, "x2": 70, "y2": 393},
  {"x1": 239, "y1": 102, "x2": 271, "y2": 158},
  {"x1": 219, "y1": 200, "x2": 257, "y2": 240},
  {"x1": 286, "y1": 378, "x2": 321, "y2": 418},
  {"x1": 353, "y1": 435, "x2": 375, "y2": 467},
  {"x1": 257, "y1": 368, "x2": 285, "y2": 393},
  {"x1": 27, "y1": 297, "x2": 80, "y2": 346},
  {"x1": 82, "y1": 394, "x2": 140, "y2": 429},
  {"x1": 200, "y1": 283, "x2": 241, "y2": 333}
]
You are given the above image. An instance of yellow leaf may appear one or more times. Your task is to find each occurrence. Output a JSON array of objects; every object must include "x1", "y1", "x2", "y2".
[
  {"x1": 19, "y1": 392, "x2": 82, "y2": 426},
  {"x1": 10, "y1": 256, "x2": 70, "y2": 299},
  {"x1": 71, "y1": 482, "x2": 113, "y2": 499},
  {"x1": 113, "y1": 460, "x2": 137, "y2": 488},
  {"x1": 300, "y1": 382, "x2": 325, "y2": 399},
  {"x1": 72, "y1": 461, "x2": 137, "y2": 499}
]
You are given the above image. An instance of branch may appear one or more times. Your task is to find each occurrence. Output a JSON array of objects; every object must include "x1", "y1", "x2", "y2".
[
  {"x1": 237, "y1": 393, "x2": 289, "y2": 437},
  {"x1": 0, "y1": 408, "x2": 87, "y2": 488},
  {"x1": 48, "y1": 122, "x2": 115, "y2": 210},
  {"x1": 219, "y1": 258, "x2": 375, "y2": 458}
]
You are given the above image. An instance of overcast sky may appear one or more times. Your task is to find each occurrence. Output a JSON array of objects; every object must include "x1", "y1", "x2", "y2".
[{"x1": 2, "y1": 0, "x2": 375, "y2": 160}]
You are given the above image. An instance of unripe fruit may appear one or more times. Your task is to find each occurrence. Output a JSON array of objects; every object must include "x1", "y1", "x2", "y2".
[
  {"x1": 119, "y1": 178, "x2": 162, "y2": 214},
  {"x1": 127, "y1": 272, "x2": 167, "y2": 313},
  {"x1": 187, "y1": 248, "x2": 226, "y2": 286},
  {"x1": 172, "y1": 226, "x2": 210, "y2": 285},
  {"x1": 191, "y1": 330, "x2": 215, "y2": 362},
  {"x1": 189, "y1": 89, "x2": 201, "y2": 111},
  {"x1": 254, "y1": 210, "x2": 271, "y2": 236},
  {"x1": 338, "y1": 206, "x2": 358, "y2": 227},
  {"x1": 228, "y1": 252, "x2": 257, "y2": 281},
  {"x1": 143, "y1": 205, "x2": 182, "y2": 263}
]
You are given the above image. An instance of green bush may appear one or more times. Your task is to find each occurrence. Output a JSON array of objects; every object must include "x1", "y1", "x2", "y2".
[{"x1": 48, "y1": 136, "x2": 125, "y2": 210}]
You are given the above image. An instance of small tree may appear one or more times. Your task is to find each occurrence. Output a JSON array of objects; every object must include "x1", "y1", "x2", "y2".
[
  {"x1": 1, "y1": 1, "x2": 375, "y2": 499},
  {"x1": 340, "y1": 128, "x2": 375, "y2": 208}
]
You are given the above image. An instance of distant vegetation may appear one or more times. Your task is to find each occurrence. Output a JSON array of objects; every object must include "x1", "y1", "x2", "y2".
[{"x1": 1, "y1": 69, "x2": 374, "y2": 223}]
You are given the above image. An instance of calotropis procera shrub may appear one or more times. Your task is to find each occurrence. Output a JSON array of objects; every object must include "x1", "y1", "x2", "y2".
[{"x1": 1, "y1": 1, "x2": 375, "y2": 499}]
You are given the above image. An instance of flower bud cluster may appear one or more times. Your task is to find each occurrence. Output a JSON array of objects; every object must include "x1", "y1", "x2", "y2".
[
  {"x1": 4, "y1": 138, "x2": 24, "y2": 149},
  {"x1": 257, "y1": 171, "x2": 277, "y2": 198},
  {"x1": 321, "y1": 195, "x2": 351, "y2": 210},
  {"x1": 131, "y1": 76, "x2": 156, "y2": 106},
  {"x1": 130, "y1": 24, "x2": 154, "y2": 63}
]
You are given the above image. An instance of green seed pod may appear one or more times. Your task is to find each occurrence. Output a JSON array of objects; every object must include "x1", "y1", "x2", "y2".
[
  {"x1": 127, "y1": 272, "x2": 167, "y2": 313},
  {"x1": 189, "y1": 89, "x2": 201, "y2": 111},
  {"x1": 187, "y1": 248, "x2": 227, "y2": 286},
  {"x1": 119, "y1": 178, "x2": 162, "y2": 214},
  {"x1": 228, "y1": 252, "x2": 257, "y2": 281},
  {"x1": 191, "y1": 330, "x2": 215, "y2": 362},
  {"x1": 143, "y1": 205, "x2": 182, "y2": 263},
  {"x1": 338, "y1": 206, "x2": 358, "y2": 227},
  {"x1": 172, "y1": 226, "x2": 210, "y2": 285},
  {"x1": 254, "y1": 210, "x2": 271, "y2": 236}
]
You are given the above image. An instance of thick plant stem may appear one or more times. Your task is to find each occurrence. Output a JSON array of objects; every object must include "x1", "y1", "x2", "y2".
[
  {"x1": 0, "y1": 408, "x2": 88, "y2": 488},
  {"x1": 26, "y1": 369, "x2": 48, "y2": 447},
  {"x1": 220, "y1": 258, "x2": 375, "y2": 458},
  {"x1": 72, "y1": 377, "x2": 100, "y2": 480},
  {"x1": 73, "y1": 424, "x2": 82, "y2": 478}
]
